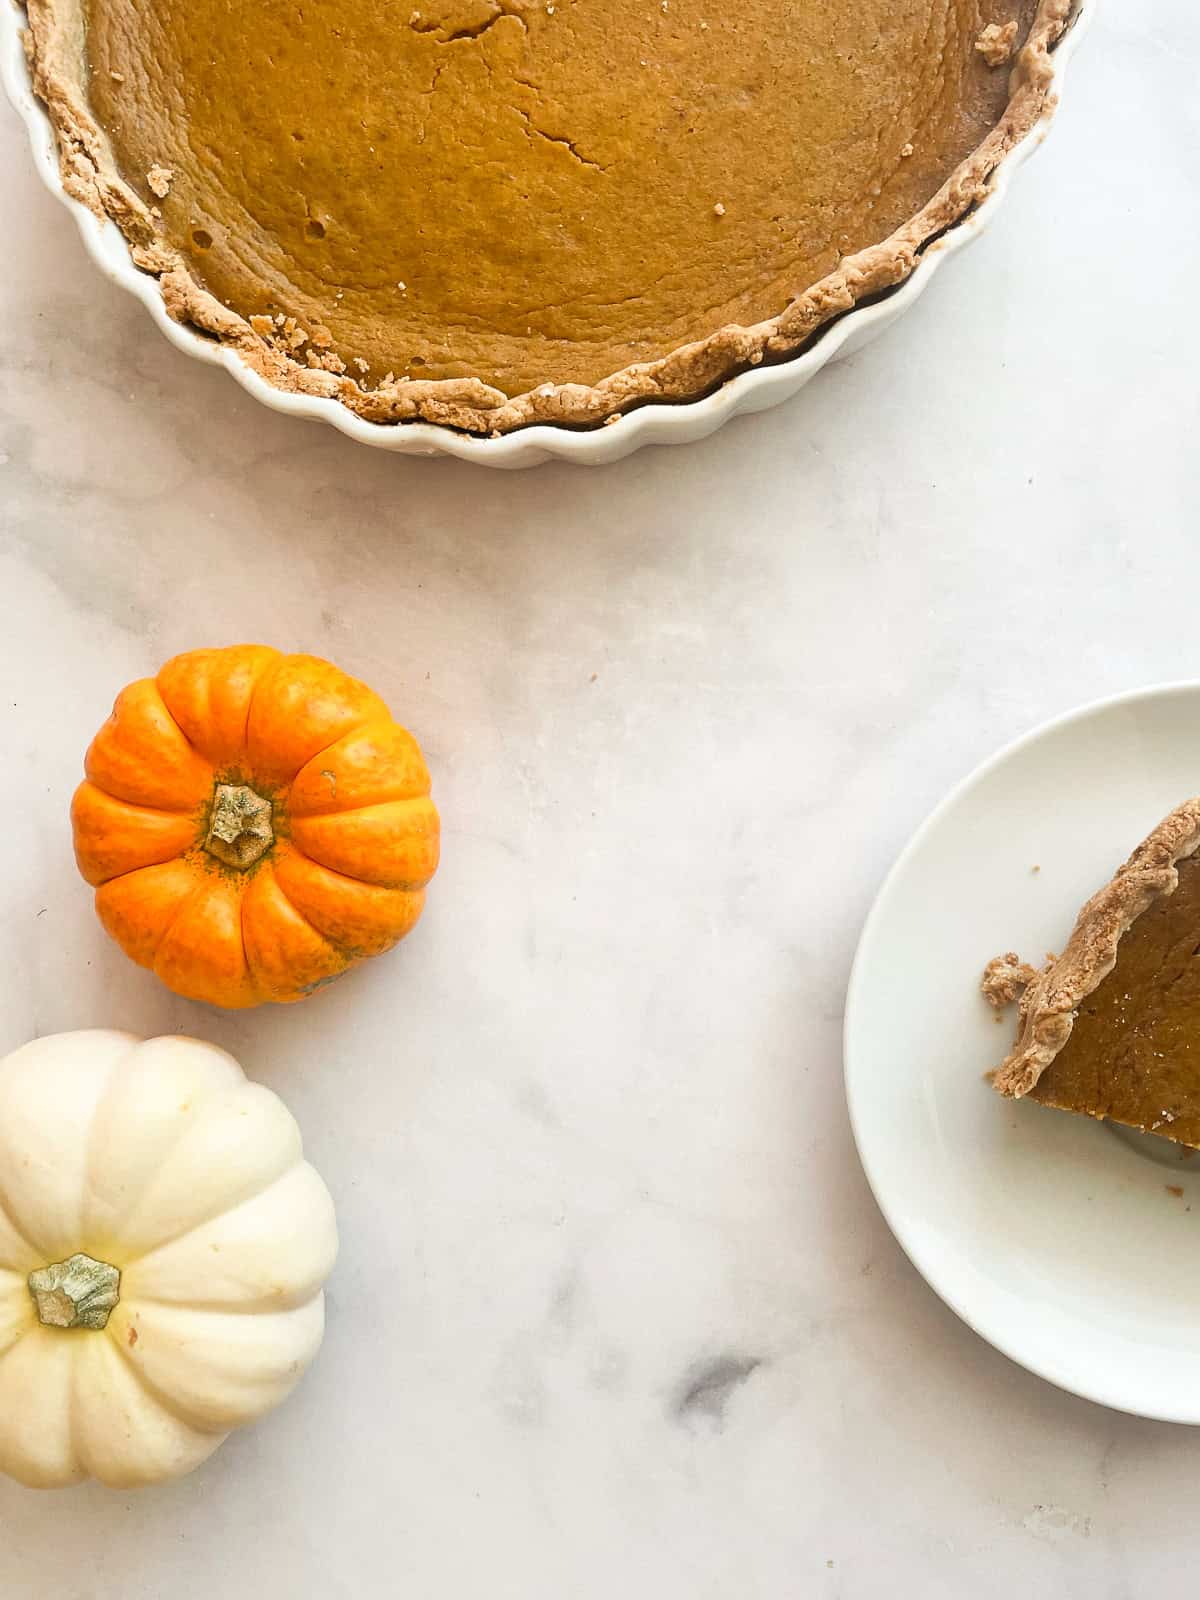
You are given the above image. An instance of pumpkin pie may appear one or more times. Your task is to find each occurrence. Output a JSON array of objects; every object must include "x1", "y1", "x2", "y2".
[
  {"x1": 985, "y1": 799, "x2": 1200, "y2": 1147},
  {"x1": 24, "y1": 0, "x2": 1074, "y2": 434}
]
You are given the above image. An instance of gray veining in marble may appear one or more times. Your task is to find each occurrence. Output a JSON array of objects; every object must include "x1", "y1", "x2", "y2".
[{"x1": 1, "y1": 5, "x2": 1198, "y2": 1597}]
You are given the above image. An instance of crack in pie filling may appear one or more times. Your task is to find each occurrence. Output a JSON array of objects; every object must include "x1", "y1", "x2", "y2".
[{"x1": 25, "y1": 0, "x2": 1073, "y2": 433}]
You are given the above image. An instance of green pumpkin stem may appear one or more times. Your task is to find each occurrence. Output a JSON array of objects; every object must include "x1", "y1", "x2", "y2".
[
  {"x1": 204, "y1": 783, "x2": 274, "y2": 870},
  {"x1": 28, "y1": 1253, "x2": 120, "y2": 1331}
]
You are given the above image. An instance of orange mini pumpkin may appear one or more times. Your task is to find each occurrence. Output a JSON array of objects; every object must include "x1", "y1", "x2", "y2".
[{"x1": 71, "y1": 646, "x2": 440, "y2": 1008}]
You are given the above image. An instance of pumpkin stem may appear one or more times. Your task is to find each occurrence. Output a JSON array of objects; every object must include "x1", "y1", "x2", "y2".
[
  {"x1": 28, "y1": 1253, "x2": 120, "y2": 1330},
  {"x1": 205, "y1": 782, "x2": 274, "y2": 870}
]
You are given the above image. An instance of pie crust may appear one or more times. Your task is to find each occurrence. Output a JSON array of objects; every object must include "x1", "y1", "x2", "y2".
[{"x1": 23, "y1": 0, "x2": 1077, "y2": 435}]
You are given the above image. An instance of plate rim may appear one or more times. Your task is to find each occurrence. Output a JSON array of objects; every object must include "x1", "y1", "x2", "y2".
[{"x1": 844, "y1": 678, "x2": 1200, "y2": 1425}]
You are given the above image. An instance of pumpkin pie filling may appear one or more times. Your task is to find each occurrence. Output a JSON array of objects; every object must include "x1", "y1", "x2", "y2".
[
  {"x1": 26, "y1": 0, "x2": 1072, "y2": 430},
  {"x1": 1029, "y1": 856, "x2": 1200, "y2": 1145}
]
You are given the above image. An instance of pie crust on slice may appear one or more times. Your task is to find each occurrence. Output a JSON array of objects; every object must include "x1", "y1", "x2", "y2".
[{"x1": 985, "y1": 799, "x2": 1200, "y2": 1147}]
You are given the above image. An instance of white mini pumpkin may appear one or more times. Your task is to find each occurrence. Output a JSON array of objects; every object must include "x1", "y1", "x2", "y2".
[{"x1": 0, "y1": 1030, "x2": 337, "y2": 1489}]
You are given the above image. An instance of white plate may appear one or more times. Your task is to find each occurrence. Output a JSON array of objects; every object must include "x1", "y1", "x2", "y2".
[
  {"x1": 0, "y1": 2, "x2": 1091, "y2": 467},
  {"x1": 845, "y1": 683, "x2": 1200, "y2": 1423}
]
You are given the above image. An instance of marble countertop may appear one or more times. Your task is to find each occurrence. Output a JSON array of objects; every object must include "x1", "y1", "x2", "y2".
[{"x1": 1, "y1": 5, "x2": 1197, "y2": 1595}]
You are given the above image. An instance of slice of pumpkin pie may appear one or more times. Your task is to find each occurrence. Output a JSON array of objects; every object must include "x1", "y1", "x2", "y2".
[{"x1": 984, "y1": 799, "x2": 1200, "y2": 1147}]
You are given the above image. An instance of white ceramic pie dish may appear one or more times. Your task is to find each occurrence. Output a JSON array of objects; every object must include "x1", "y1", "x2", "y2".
[
  {"x1": 846, "y1": 683, "x2": 1200, "y2": 1424},
  {"x1": 3, "y1": 2, "x2": 1090, "y2": 469}
]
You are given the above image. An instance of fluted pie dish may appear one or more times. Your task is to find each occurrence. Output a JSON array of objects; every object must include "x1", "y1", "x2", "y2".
[{"x1": 5, "y1": 0, "x2": 1086, "y2": 464}]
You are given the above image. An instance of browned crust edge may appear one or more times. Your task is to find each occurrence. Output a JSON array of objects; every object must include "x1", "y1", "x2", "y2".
[
  {"x1": 985, "y1": 798, "x2": 1200, "y2": 1100},
  {"x1": 22, "y1": 0, "x2": 1077, "y2": 438}
]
